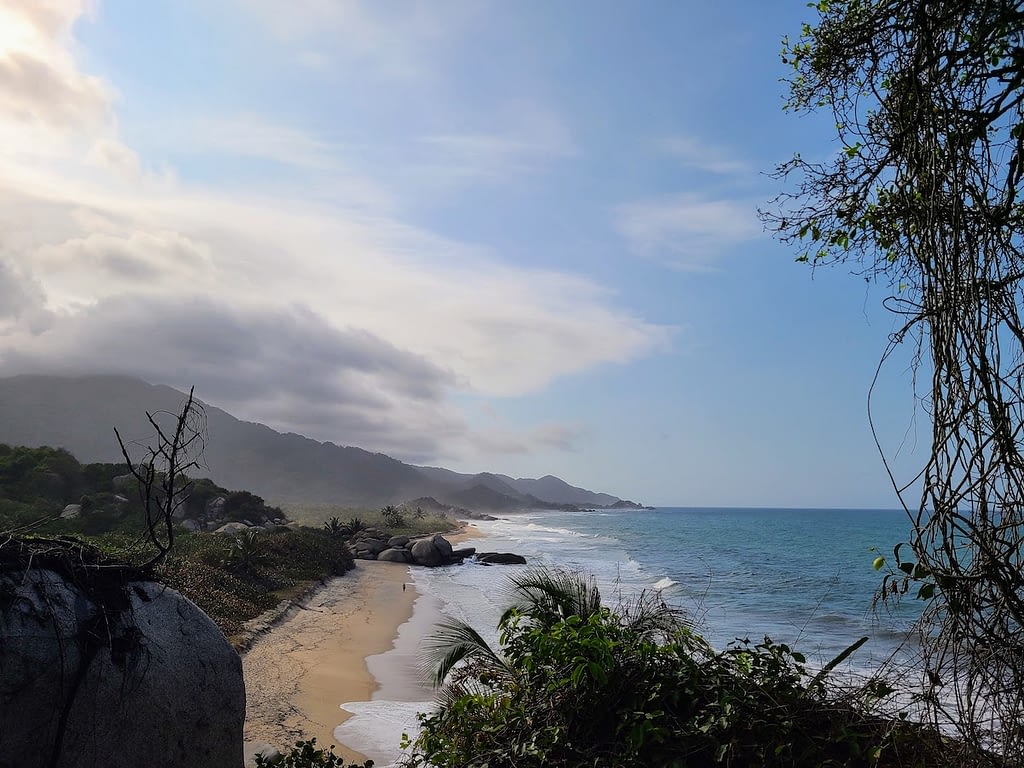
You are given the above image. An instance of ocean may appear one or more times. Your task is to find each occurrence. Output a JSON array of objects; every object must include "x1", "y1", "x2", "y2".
[{"x1": 336, "y1": 507, "x2": 922, "y2": 765}]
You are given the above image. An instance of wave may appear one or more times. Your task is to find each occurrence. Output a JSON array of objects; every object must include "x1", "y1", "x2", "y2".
[{"x1": 654, "y1": 577, "x2": 679, "y2": 591}]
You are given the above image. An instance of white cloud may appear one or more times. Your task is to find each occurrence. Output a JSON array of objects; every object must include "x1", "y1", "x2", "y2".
[
  {"x1": 234, "y1": 0, "x2": 477, "y2": 80},
  {"x1": 33, "y1": 228, "x2": 214, "y2": 304},
  {"x1": 86, "y1": 138, "x2": 142, "y2": 179},
  {"x1": 0, "y1": 259, "x2": 54, "y2": 335},
  {"x1": 615, "y1": 194, "x2": 762, "y2": 271},
  {"x1": 171, "y1": 114, "x2": 337, "y2": 169},
  {"x1": 0, "y1": 1, "x2": 111, "y2": 132},
  {"x1": 659, "y1": 135, "x2": 751, "y2": 176}
]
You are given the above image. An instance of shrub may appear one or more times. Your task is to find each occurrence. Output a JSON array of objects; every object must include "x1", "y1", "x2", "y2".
[
  {"x1": 381, "y1": 505, "x2": 405, "y2": 528},
  {"x1": 221, "y1": 529, "x2": 267, "y2": 573},
  {"x1": 255, "y1": 738, "x2": 372, "y2": 768},
  {"x1": 341, "y1": 517, "x2": 367, "y2": 537}
]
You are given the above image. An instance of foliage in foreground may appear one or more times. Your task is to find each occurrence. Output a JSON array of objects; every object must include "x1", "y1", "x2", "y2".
[
  {"x1": 255, "y1": 738, "x2": 372, "y2": 768},
  {"x1": 403, "y1": 568, "x2": 953, "y2": 768}
]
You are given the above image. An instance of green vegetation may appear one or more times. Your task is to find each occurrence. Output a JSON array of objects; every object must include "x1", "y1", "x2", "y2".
[
  {"x1": 381, "y1": 504, "x2": 405, "y2": 528},
  {"x1": 0, "y1": 442, "x2": 354, "y2": 642},
  {"x1": 160, "y1": 527, "x2": 354, "y2": 641},
  {"x1": 0, "y1": 443, "x2": 132, "y2": 532},
  {"x1": 256, "y1": 739, "x2": 372, "y2": 768},
  {"x1": 403, "y1": 568, "x2": 950, "y2": 768},
  {"x1": 283, "y1": 502, "x2": 458, "y2": 537},
  {"x1": 0, "y1": 442, "x2": 286, "y2": 537}
]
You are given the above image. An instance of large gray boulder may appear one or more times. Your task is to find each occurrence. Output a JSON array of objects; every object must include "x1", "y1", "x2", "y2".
[
  {"x1": 410, "y1": 538, "x2": 443, "y2": 566},
  {"x1": 378, "y1": 548, "x2": 412, "y2": 563},
  {"x1": 431, "y1": 534, "x2": 453, "y2": 559},
  {"x1": 355, "y1": 538, "x2": 388, "y2": 557},
  {"x1": 0, "y1": 566, "x2": 245, "y2": 768}
]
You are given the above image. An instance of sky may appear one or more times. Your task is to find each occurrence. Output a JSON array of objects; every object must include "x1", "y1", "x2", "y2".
[{"x1": 0, "y1": 0, "x2": 929, "y2": 507}]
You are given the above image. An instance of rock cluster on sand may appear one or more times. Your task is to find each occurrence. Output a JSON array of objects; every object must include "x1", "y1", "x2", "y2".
[
  {"x1": 348, "y1": 529, "x2": 528, "y2": 567},
  {"x1": 0, "y1": 567, "x2": 245, "y2": 768},
  {"x1": 349, "y1": 529, "x2": 477, "y2": 566}
]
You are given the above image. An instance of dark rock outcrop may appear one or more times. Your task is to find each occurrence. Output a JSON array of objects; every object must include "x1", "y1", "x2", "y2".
[
  {"x1": 0, "y1": 567, "x2": 245, "y2": 768},
  {"x1": 347, "y1": 530, "x2": 475, "y2": 567},
  {"x1": 475, "y1": 552, "x2": 528, "y2": 565}
]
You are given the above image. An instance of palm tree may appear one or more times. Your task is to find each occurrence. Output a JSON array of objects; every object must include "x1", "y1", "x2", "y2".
[
  {"x1": 421, "y1": 566, "x2": 685, "y2": 688},
  {"x1": 412, "y1": 567, "x2": 691, "y2": 767}
]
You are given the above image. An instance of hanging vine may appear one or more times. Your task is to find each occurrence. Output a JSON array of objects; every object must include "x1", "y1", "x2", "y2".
[{"x1": 764, "y1": 1, "x2": 1024, "y2": 760}]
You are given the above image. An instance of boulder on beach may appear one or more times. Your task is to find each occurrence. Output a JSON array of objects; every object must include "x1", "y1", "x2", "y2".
[
  {"x1": 432, "y1": 534, "x2": 454, "y2": 559},
  {"x1": 410, "y1": 537, "x2": 444, "y2": 566},
  {"x1": 352, "y1": 532, "x2": 476, "y2": 567},
  {"x1": 378, "y1": 548, "x2": 413, "y2": 563}
]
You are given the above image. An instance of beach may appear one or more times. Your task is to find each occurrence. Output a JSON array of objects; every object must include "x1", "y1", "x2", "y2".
[
  {"x1": 242, "y1": 525, "x2": 481, "y2": 765},
  {"x1": 242, "y1": 560, "x2": 417, "y2": 764}
]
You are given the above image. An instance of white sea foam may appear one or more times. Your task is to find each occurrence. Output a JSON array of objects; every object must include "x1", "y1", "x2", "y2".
[
  {"x1": 654, "y1": 576, "x2": 679, "y2": 590},
  {"x1": 335, "y1": 700, "x2": 427, "y2": 768}
]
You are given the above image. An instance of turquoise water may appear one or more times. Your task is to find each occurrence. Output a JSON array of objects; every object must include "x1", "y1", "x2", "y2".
[{"x1": 534, "y1": 507, "x2": 920, "y2": 665}]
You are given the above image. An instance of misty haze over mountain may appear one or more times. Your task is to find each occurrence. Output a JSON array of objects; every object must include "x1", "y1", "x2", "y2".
[{"x1": 0, "y1": 375, "x2": 633, "y2": 512}]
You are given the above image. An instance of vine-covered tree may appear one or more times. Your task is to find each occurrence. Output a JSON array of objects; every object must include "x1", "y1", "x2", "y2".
[{"x1": 765, "y1": 0, "x2": 1024, "y2": 759}]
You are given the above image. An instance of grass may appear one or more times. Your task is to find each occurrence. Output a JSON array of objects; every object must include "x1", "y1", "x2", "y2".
[{"x1": 158, "y1": 527, "x2": 356, "y2": 642}]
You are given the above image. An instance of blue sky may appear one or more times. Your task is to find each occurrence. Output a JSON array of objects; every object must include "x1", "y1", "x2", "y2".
[{"x1": 0, "y1": 1, "x2": 927, "y2": 507}]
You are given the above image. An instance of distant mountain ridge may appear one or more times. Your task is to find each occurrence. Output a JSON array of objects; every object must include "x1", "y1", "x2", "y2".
[
  {"x1": 0, "y1": 374, "x2": 638, "y2": 512},
  {"x1": 415, "y1": 466, "x2": 621, "y2": 507}
]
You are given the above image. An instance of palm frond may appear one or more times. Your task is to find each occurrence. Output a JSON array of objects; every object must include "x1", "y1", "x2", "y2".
[
  {"x1": 420, "y1": 618, "x2": 510, "y2": 688},
  {"x1": 619, "y1": 588, "x2": 689, "y2": 640},
  {"x1": 502, "y1": 566, "x2": 603, "y2": 623}
]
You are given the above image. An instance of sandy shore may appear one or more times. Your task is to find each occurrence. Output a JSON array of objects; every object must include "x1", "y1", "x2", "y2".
[
  {"x1": 242, "y1": 523, "x2": 484, "y2": 764},
  {"x1": 242, "y1": 560, "x2": 417, "y2": 764}
]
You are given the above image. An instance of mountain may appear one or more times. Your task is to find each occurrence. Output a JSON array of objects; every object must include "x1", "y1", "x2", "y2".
[
  {"x1": 416, "y1": 466, "x2": 622, "y2": 507},
  {"x1": 0, "y1": 374, "x2": 632, "y2": 511},
  {"x1": 502, "y1": 475, "x2": 621, "y2": 507}
]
